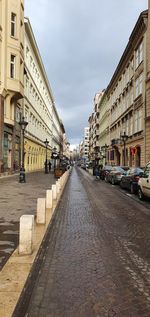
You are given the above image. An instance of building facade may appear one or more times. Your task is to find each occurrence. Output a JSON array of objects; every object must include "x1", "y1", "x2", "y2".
[
  {"x1": 97, "y1": 91, "x2": 109, "y2": 166},
  {"x1": 0, "y1": 0, "x2": 24, "y2": 173},
  {"x1": 24, "y1": 18, "x2": 65, "y2": 172},
  {"x1": 88, "y1": 91, "x2": 104, "y2": 164},
  {"x1": 106, "y1": 10, "x2": 148, "y2": 168},
  {"x1": 83, "y1": 127, "x2": 89, "y2": 159},
  {"x1": 146, "y1": 0, "x2": 150, "y2": 163}
]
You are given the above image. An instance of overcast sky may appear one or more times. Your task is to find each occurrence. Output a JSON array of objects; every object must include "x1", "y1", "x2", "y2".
[{"x1": 25, "y1": 0, "x2": 148, "y2": 147}]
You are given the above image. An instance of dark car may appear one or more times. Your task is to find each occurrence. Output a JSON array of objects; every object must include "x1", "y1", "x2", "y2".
[
  {"x1": 105, "y1": 166, "x2": 126, "y2": 185},
  {"x1": 99, "y1": 165, "x2": 112, "y2": 180},
  {"x1": 120, "y1": 167, "x2": 143, "y2": 194}
]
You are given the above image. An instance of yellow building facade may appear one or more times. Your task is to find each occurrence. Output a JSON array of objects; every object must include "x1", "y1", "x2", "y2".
[{"x1": 0, "y1": 0, "x2": 24, "y2": 173}]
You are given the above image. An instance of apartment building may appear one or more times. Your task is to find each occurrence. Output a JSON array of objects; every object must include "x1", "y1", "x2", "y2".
[
  {"x1": 83, "y1": 127, "x2": 89, "y2": 159},
  {"x1": 88, "y1": 91, "x2": 104, "y2": 163},
  {"x1": 106, "y1": 10, "x2": 148, "y2": 167},
  {"x1": 146, "y1": 0, "x2": 150, "y2": 162},
  {"x1": 24, "y1": 18, "x2": 65, "y2": 172},
  {"x1": 0, "y1": 0, "x2": 24, "y2": 173},
  {"x1": 98, "y1": 90, "x2": 109, "y2": 166}
]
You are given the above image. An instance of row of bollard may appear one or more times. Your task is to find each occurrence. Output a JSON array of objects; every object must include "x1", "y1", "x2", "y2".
[{"x1": 19, "y1": 169, "x2": 70, "y2": 255}]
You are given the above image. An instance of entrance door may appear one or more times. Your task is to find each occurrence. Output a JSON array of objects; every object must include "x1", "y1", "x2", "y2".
[{"x1": 135, "y1": 146, "x2": 141, "y2": 167}]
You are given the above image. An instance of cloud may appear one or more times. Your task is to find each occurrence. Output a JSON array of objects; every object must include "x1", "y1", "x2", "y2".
[{"x1": 25, "y1": 0, "x2": 148, "y2": 145}]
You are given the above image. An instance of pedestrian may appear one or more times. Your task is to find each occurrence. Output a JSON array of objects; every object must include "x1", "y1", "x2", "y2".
[
  {"x1": 48, "y1": 161, "x2": 52, "y2": 173},
  {"x1": 95, "y1": 166, "x2": 99, "y2": 180}
]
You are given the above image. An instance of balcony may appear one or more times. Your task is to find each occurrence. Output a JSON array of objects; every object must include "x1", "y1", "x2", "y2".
[{"x1": 111, "y1": 138, "x2": 120, "y2": 146}]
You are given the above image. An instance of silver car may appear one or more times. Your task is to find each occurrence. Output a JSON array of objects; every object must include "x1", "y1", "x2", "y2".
[{"x1": 105, "y1": 166, "x2": 126, "y2": 185}]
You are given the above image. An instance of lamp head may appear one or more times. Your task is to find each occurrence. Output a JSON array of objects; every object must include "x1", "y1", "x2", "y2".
[{"x1": 19, "y1": 116, "x2": 28, "y2": 131}]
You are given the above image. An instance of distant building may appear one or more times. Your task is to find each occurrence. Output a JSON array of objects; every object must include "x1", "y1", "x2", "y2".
[{"x1": 83, "y1": 127, "x2": 89, "y2": 159}]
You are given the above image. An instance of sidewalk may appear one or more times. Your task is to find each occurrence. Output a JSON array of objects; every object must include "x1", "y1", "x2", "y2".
[{"x1": 0, "y1": 170, "x2": 56, "y2": 270}]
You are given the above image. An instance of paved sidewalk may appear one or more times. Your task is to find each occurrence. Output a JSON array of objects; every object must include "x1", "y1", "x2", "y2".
[{"x1": 0, "y1": 171, "x2": 56, "y2": 269}]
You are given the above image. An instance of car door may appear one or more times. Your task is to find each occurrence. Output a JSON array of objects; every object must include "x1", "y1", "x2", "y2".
[
  {"x1": 125, "y1": 169, "x2": 132, "y2": 189},
  {"x1": 142, "y1": 163, "x2": 150, "y2": 197}
]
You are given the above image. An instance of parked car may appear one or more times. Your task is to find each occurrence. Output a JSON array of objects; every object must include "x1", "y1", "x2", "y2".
[
  {"x1": 120, "y1": 167, "x2": 143, "y2": 194},
  {"x1": 99, "y1": 165, "x2": 112, "y2": 180},
  {"x1": 138, "y1": 162, "x2": 150, "y2": 199},
  {"x1": 105, "y1": 166, "x2": 126, "y2": 185}
]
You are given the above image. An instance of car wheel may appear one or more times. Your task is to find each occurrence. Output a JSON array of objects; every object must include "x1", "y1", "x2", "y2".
[
  {"x1": 138, "y1": 187, "x2": 144, "y2": 200},
  {"x1": 130, "y1": 183, "x2": 134, "y2": 194},
  {"x1": 112, "y1": 178, "x2": 115, "y2": 185},
  {"x1": 120, "y1": 181, "x2": 123, "y2": 188}
]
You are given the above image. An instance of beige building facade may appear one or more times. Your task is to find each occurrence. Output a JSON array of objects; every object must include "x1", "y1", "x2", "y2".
[
  {"x1": 106, "y1": 10, "x2": 148, "y2": 168},
  {"x1": 98, "y1": 91, "x2": 109, "y2": 166},
  {"x1": 24, "y1": 18, "x2": 53, "y2": 172},
  {"x1": 24, "y1": 18, "x2": 65, "y2": 172},
  {"x1": 88, "y1": 91, "x2": 104, "y2": 164},
  {"x1": 0, "y1": 0, "x2": 24, "y2": 173},
  {"x1": 146, "y1": 0, "x2": 150, "y2": 163}
]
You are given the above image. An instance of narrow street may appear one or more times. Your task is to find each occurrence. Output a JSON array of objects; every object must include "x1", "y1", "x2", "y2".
[{"x1": 13, "y1": 167, "x2": 150, "y2": 317}]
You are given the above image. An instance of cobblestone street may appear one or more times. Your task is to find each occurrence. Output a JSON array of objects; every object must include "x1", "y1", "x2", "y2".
[
  {"x1": 12, "y1": 167, "x2": 150, "y2": 317},
  {"x1": 0, "y1": 171, "x2": 55, "y2": 269}
]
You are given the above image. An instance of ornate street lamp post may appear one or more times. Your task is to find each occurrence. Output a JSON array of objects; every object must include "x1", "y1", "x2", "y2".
[
  {"x1": 51, "y1": 146, "x2": 57, "y2": 172},
  {"x1": 44, "y1": 138, "x2": 49, "y2": 174},
  {"x1": 19, "y1": 116, "x2": 28, "y2": 183},
  {"x1": 101, "y1": 144, "x2": 109, "y2": 165},
  {"x1": 120, "y1": 132, "x2": 128, "y2": 166}
]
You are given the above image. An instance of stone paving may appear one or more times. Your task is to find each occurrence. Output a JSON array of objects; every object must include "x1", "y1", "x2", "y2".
[
  {"x1": 12, "y1": 167, "x2": 150, "y2": 317},
  {"x1": 0, "y1": 171, "x2": 56, "y2": 269}
]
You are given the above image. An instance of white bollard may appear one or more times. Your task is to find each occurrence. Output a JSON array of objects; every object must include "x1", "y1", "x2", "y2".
[
  {"x1": 19, "y1": 215, "x2": 34, "y2": 255},
  {"x1": 46, "y1": 189, "x2": 53, "y2": 209},
  {"x1": 56, "y1": 181, "x2": 60, "y2": 195},
  {"x1": 36, "y1": 198, "x2": 46, "y2": 224},
  {"x1": 52, "y1": 184, "x2": 57, "y2": 200}
]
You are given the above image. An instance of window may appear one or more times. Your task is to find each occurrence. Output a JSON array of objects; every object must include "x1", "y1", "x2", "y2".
[
  {"x1": 139, "y1": 73, "x2": 143, "y2": 95},
  {"x1": 135, "y1": 78, "x2": 139, "y2": 98},
  {"x1": 135, "y1": 41, "x2": 143, "y2": 69},
  {"x1": 145, "y1": 163, "x2": 150, "y2": 177},
  {"x1": 135, "y1": 73, "x2": 143, "y2": 98},
  {"x1": 11, "y1": 13, "x2": 16, "y2": 37},
  {"x1": 134, "y1": 108, "x2": 142, "y2": 133},
  {"x1": 10, "y1": 54, "x2": 16, "y2": 78},
  {"x1": 16, "y1": 107, "x2": 21, "y2": 122}
]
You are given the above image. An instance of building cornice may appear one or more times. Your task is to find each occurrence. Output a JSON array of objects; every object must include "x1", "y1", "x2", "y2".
[{"x1": 106, "y1": 10, "x2": 148, "y2": 95}]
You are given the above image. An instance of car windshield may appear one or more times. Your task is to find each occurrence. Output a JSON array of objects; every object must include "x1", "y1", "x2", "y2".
[
  {"x1": 104, "y1": 166, "x2": 112, "y2": 170},
  {"x1": 135, "y1": 168, "x2": 143, "y2": 174},
  {"x1": 113, "y1": 167, "x2": 125, "y2": 173}
]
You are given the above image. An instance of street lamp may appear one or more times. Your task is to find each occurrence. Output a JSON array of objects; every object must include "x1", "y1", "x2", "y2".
[
  {"x1": 44, "y1": 138, "x2": 49, "y2": 174},
  {"x1": 19, "y1": 116, "x2": 28, "y2": 183},
  {"x1": 51, "y1": 146, "x2": 57, "y2": 171},
  {"x1": 101, "y1": 144, "x2": 109, "y2": 165},
  {"x1": 120, "y1": 132, "x2": 128, "y2": 166}
]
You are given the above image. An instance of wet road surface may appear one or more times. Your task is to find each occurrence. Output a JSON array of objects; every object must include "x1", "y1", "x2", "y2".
[{"x1": 13, "y1": 167, "x2": 150, "y2": 317}]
